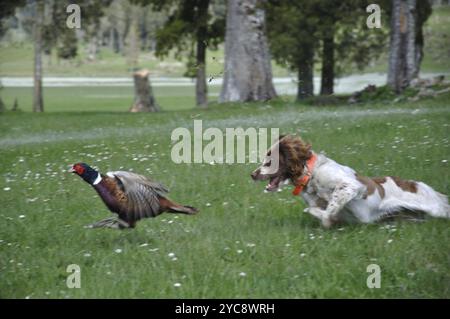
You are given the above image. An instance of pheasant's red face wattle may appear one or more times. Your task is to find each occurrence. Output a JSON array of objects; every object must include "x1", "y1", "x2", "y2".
[{"x1": 72, "y1": 163, "x2": 85, "y2": 175}]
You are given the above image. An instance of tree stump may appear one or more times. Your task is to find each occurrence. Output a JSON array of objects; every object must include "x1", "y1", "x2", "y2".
[{"x1": 129, "y1": 69, "x2": 159, "y2": 112}]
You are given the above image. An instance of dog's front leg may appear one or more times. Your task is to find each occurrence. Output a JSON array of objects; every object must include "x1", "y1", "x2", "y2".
[{"x1": 321, "y1": 183, "x2": 361, "y2": 228}]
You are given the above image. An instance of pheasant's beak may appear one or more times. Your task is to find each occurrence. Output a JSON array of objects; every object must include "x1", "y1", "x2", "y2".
[{"x1": 68, "y1": 166, "x2": 76, "y2": 173}]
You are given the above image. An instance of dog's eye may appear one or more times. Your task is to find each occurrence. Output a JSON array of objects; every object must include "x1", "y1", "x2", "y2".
[{"x1": 264, "y1": 160, "x2": 271, "y2": 167}]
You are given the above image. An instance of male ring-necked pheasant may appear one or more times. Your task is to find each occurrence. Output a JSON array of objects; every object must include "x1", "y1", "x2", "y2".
[{"x1": 70, "y1": 163, "x2": 198, "y2": 229}]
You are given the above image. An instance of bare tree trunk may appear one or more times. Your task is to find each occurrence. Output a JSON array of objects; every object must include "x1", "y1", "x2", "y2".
[
  {"x1": 320, "y1": 31, "x2": 335, "y2": 95},
  {"x1": 219, "y1": 0, "x2": 276, "y2": 103},
  {"x1": 0, "y1": 97, "x2": 5, "y2": 112},
  {"x1": 126, "y1": 6, "x2": 140, "y2": 68},
  {"x1": 33, "y1": 0, "x2": 44, "y2": 113},
  {"x1": 195, "y1": 0, "x2": 210, "y2": 108},
  {"x1": 388, "y1": 0, "x2": 418, "y2": 93},
  {"x1": 87, "y1": 33, "x2": 98, "y2": 61},
  {"x1": 296, "y1": 50, "x2": 314, "y2": 101},
  {"x1": 129, "y1": 69, "x2": 159, "y2": 112}
]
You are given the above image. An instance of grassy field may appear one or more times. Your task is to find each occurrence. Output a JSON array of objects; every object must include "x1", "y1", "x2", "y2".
[
  {"x1": 0, "y1": 86, "x2": 223, "y2": 112},
  {"x1": 0, "y1": 92, "x2": 449, "y2": 298}
]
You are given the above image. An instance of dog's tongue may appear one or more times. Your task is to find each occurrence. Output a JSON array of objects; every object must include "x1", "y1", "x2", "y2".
[{"x1": 265, "y1": 177, "x2": 280, "y2": 192}]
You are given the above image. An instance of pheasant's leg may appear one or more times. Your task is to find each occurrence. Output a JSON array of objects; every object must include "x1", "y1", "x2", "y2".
[{"x1": 85, "y1": 217, "x2": 130, "y2": 229}]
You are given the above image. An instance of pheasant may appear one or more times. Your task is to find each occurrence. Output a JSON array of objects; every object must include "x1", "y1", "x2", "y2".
[{"x1": 70, "y1": 163, "x2": 198, "y2": 229}]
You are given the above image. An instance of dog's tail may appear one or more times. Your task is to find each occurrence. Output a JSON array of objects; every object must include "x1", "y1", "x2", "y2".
[{"x1": 380, "y1": 178, "x2": 449, "y2": 218}]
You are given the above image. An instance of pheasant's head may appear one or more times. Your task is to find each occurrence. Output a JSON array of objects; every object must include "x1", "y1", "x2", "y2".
[{"x1": 70, "y1": 163, "x2": 99, "y2": 184}]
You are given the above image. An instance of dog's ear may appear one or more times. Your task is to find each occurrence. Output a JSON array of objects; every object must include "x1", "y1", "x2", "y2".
[{"x1": 278, "y1": 135, "x2": 313, "y2": 180}]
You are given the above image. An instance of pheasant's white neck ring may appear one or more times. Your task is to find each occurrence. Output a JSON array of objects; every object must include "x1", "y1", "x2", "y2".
[{"x1": 92, "y1": 173, "x2": 102, "y2": 185}]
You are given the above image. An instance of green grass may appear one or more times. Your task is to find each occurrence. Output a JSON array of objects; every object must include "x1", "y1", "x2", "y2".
[
  {"x1": 0, "y1": 42, "x2": 291, "y2": 78},
  {"x1": 0, "y1": 86, "x2": 223, "y2": 112},
  {"x1": 0, "y1": 92, "x2": 449, "y2": 298}
]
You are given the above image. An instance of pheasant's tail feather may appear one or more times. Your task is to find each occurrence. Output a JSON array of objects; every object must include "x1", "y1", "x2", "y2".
[
  {"x1": 168, "y1": 204, "x2": 199, "y2": 215},
  {"x1": 159, "y1": 197, "x2": 198, "y2": 215}
]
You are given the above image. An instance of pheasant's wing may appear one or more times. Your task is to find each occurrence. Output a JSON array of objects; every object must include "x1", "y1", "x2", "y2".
[{"x1": 107, "y1": 171, "x2": 169, "y2": 221}]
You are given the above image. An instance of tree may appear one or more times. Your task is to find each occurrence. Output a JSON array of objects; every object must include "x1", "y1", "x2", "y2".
[
  {"x1": 387, "y1": 0, "x2": 432, "y2": 92},
  {"x1": 266, "y1": 1, "x2": 318, "y2": 100},
  {"x1": 0, "y1": 1, "x2": 26, "y2": 36},
  {"x1": 220, "y1": 0, "x2": 276, "y2": 103},
  {"x1": 313, "y1": 1, "x2": 388, "y2": 96},
  {"x1": 134, "y1": 0, "x2": 225, "y2": 108},
  {"x1": 266, "y1": 1, "x2": 388, "y2": 100},
  {"x1": 33, "y1": 0, "x2": 44, "y2": 113}
]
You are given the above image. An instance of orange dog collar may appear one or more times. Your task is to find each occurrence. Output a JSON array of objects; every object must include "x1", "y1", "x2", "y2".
[{"x1": 292, "y1": 153, "x2": 318, "y2": 196}]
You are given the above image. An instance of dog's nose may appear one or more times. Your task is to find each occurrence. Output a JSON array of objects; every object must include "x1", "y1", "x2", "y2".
[{"x1": 251, "y1": 170, "x2": 258, "y2": 180}]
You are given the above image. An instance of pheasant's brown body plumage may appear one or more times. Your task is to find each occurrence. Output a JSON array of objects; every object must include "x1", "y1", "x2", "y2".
[{"x1": 70, "y1": 163, "x2": 198, "y2": 229}]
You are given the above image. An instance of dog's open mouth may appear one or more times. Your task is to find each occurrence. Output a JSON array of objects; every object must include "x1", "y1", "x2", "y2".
[{"x1": 265, "y1": 176, "x2": 281, "y2": 192}]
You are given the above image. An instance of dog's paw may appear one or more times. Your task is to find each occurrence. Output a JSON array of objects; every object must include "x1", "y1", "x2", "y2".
[
  {"x1": 321, "y1": 218, "x2": 333, "y2": 229},
  {"x1": 307, "y1": 207, "x2": 328, "y2": 219}
]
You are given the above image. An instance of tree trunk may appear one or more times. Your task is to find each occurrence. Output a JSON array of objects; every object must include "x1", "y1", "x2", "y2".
[
  {"x1": 219, "y1": 0, "x2": 277, "y2": 103},
  {"x1": 33, "y1": 0, "x2": 44, "y2": 113},
  {"x1": 126, "y1": 6, "x2": 140, "y2": 68},
  {"x1": 88, "y1": 32, "x2": 98, "y2": 61},
  {"x1": 113, "y1": 28, "x2": 121, "y2": 53},
  {"x1": 195, "y1": 0, "x2": 210, "y2": 108},
  {"x1": 129, "y1": 69, "x2": 159, "y2": 112},
  {"x1": 388, "y1": 0, "x2": 418, "y2": 93},
  {"x1": 0, "y1": 97, "x2": 5, "y2": 113},
  {"x1": 296, "y1": 50, "x2": 314, "y2": 101},
  {"x1": 320, "y1": 31, "x2": 335, "y2": 96}
]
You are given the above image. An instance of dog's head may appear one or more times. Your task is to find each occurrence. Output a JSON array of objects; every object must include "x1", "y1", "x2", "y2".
[{"x1": 251, "y1": 135, "x2": 312, "y2": 192}]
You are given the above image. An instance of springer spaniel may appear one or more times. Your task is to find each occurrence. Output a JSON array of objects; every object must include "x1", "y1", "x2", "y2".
[{"x1": 251, "y1": 135, "x2": 449, "y2": 228}]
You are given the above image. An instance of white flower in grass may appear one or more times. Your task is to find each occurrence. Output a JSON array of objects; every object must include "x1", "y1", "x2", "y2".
[
  {"x1": 300, "y1": 253, "x2": 306, "y2": 258},
  {"x1": 168, "y1": 252, "x2": 176, "y2": 258},
  {"x1": 442, "y1": 160, "x2": 448, "y2": 163},
  {"x1": 246, "y1": 243, "x2": 255, "y2": 248},
  {"x1": 139, "y1": 243, "x2": 149, "y2": 247},
  {"x1": 173, "y1": 283, "x2": 181, "y2": 288},
  {"x1": 19, "y1": 215, "x2": 26, "y2": 219},
  {"x1": 171, "y1": 257, "x2": 178, "y2": 261},
  {"x1": 387, "y1": 239, "x2": 393, "y2": 244},
  {"x1": 237, "y1": 249, "x2": 243, "y2": 254},
  {"x1": 84, "y1": 253, "x2": 91, "y2": 257},
  {"x1": 3, "y1": 187, "x2": 11, "y2": 191},
  {"x1": 205, "y1": 203, "x2": 211, "y2": 207},
  {"x1": 239, "y1": 272, "x2": 247, "y2": 277},
  {"x1": 114, "y1": 248, "x2": 122, "y2": 253}
]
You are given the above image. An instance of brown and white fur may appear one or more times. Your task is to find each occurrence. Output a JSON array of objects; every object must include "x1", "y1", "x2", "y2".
[{"x1": 251, "y1": 135, "x2": 450, "y2": 228}]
